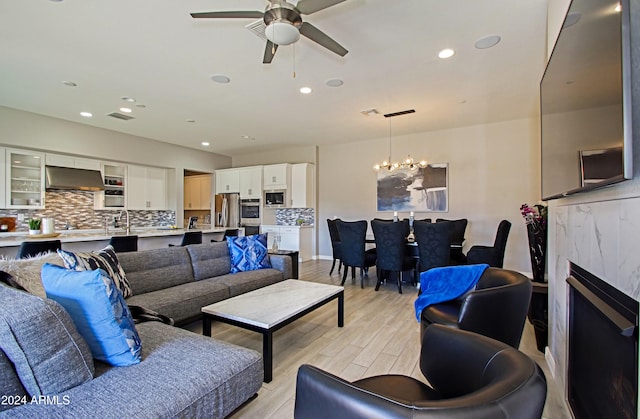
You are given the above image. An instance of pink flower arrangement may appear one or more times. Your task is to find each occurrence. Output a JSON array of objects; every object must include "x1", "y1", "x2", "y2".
[{"x1": 520, "y1": 203, "x2": 547, "y2": 226}]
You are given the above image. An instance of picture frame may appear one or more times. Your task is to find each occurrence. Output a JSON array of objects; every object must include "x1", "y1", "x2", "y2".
[{"x1": 376, "y1": 163, "x2": 448, "y2": 212}]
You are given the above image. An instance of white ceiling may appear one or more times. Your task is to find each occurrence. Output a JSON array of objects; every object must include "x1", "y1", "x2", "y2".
[{"x1": 0, "y1": 0, "x2": 549, "y2": 157}]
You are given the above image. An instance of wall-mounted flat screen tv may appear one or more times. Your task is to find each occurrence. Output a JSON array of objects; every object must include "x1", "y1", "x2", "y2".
[{"x1": 540, "y1": 0, "x2": 633, "y2": 200}]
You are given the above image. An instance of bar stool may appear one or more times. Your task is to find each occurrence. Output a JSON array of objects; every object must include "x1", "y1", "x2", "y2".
[
  {"x1": 169, "y1": 231, "x2": 202, "y2": 247},
  {"x1": 108, "y1": 235, "x2": 138, "y2": 253},
  {"x1": 17, "y1": 240, "x2": 62, "y2": 259}
]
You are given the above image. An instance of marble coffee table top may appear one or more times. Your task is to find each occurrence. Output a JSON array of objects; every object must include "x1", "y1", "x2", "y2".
[{"x1": 201, "y1": 280, "x2": 343, "y2": 329}]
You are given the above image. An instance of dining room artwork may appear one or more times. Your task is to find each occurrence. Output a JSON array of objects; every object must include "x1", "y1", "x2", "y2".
[{"x1": 376, "y1": 163, "x2": 448, "y2": 212}]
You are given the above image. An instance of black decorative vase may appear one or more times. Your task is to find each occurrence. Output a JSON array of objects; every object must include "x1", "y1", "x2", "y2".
[{"x1": 526, "y1": 223, "x2": 547, "y2": 283}]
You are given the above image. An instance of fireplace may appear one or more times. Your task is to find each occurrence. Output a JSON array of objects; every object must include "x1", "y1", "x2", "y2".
[{"x1": 567, "y1": 263, "x2": 639, "y2": 419}]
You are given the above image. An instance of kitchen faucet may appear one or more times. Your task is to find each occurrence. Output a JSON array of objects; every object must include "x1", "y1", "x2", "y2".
[{"x1": 119, "y1": 210, "x2": 131, "y2": 235}]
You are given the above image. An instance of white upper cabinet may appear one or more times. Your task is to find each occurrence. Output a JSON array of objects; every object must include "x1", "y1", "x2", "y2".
[
  {"x1": 45, "y1": 153, "x2": 100, "y2": 170},
  {"x1": 291, "y1": 163, "x2": 315, "y2": 208},
  {"x1": 263, "y1": 163, "x2": 291, "y2": 190},
  {"x1": 6, "y1": 148, "x2": 45, "y2": 209},
  {"x1": 239, "y1": 166, "x2": 262, "y2": 199},
  {"x1": 127, "y1": 165, "x2": 168, "y2": 210},
  {"x1": 215, "y1": 169, "x2": 240, "y2": 193}
]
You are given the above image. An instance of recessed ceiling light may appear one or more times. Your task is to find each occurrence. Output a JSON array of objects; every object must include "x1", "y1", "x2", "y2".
[
  {"x1": 187, "y1": 119, "x2": 196, "y2": 123},
  {"x1": 120, "y1": 96, "x2": 136, "y2": 103},
  {"x1": 326, "y1": 78, "x2": 344, "y2": 87},
  {"x1": 241, "y1": 135, "x2": 256, "y2": 141},
  {"x1": 80, "y1": 111, "x2": 92, "y2": 118},
  {"x1": 62, "y1": 81, "x2": 77, "y2": 87},
  {"x1": 474, "y1": 35, "x2": 501, "y2": 49},
  {"x1": 135, "y1": 104, "x2": 146, "y2": 108},
  {"x1": 438, "y1": 48, "x2": 455, "y2": 59},
  {"x1": 300, "y1": 87, "x2": 312, "y2": 94},
  {"x1": 211, "y1": 74, "x2": 231, "y2": 84},
  {"x1": 201, "y1": 142, "x2": 210, "y2": 146},
  {"x1": 119, "y1": 107, "x2": 132, "y2": 113}
]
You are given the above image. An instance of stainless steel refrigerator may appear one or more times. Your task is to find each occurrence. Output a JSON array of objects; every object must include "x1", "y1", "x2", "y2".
[{"x1": 214, "y1": 193, "x2": 240, "y2": 227}]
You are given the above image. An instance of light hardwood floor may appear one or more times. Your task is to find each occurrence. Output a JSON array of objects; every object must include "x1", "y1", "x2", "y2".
[{"x1": 186, "y1": 260, "x2": 571, "y2": 419}]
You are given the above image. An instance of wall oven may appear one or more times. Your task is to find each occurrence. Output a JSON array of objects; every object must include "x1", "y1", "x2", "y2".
[
  {"x1": 240, "y1": 199, "x2": 260, "y2": 225},
  {"x1": 264, "y1": 190, "x2": 287, "y2": 207}
]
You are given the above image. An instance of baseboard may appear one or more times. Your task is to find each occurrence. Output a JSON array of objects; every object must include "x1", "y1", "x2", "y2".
[{"x1": 544, "y1": 346, "x2": 556, "y2": 379}]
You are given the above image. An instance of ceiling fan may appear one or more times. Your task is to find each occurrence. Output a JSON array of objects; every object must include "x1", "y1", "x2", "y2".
[{"x1": 190, "y1": 0, "x2": 348, "y2": 64}]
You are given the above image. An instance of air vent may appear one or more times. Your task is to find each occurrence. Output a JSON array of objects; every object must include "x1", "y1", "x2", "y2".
[
  {"x1": 107, "y1": 112, "x2": 134, "y2": 121},
  {"x1": 384, "y1": 109, "x2": 416, "y2": 118},
  {"x1": 246, "y1": 19, "x2": 267, "y2": 41}
]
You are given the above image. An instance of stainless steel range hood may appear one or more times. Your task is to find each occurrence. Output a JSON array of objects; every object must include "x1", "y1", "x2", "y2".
[{"x1": 45, "y1": 166, "x2": 105, "y2": 191}]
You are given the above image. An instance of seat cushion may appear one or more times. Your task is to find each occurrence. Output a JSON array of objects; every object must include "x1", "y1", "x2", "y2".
[
  {"x1": 354, "y1": 375, "x2": 442, "y2": 403},
  {"x1": 218, "y1": 269, "x2": 285, "y2": 297},
  {"x1": 41, "y1": 264, "x2": 141, "y2": 366},
  {"x1": 0, "y1": 284, "x2": 94, "y2": 397}
]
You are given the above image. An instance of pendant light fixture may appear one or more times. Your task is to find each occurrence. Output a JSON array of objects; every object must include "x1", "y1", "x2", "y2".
[{"x1": 373, "y1": 109, "x2": 427, "y2": 171}]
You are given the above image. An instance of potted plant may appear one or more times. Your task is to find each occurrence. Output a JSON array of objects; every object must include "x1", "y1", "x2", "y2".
[{"x1": 28, "y1": 218, "x2": 41, "y2": 235}]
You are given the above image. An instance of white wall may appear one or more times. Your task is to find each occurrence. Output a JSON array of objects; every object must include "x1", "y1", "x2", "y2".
[
  {"x1": 0, "y1": 106, "x2": 232, "y2": 215},
  {"x1": 317, "y1": 117, "x2": 542, "y2": 272}
]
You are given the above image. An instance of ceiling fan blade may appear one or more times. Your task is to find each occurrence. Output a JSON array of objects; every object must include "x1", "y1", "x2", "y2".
[
  {"x1": 263, "y1": 41, "x2": 278, "y2": 64},
  {"x1": 295, "y1": 0, "x2": 346, "y2": 15},
  {"x1": 190, "y1": 11, "x2": 264, "y2": 19},
  {"x1": 299, "y1": 22, "x2": 348, "y2": 56}
]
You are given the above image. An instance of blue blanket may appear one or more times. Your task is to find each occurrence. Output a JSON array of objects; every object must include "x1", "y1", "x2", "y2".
[{"x1": 414, "y1": 264, "x2": 489, "y2": 321}]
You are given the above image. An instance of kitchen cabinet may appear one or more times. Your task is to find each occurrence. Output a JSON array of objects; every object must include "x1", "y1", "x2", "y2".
[
  {"x1": 94, "y1": 163, "x2": 126, "y2": 209},
  {"x1": 127, "y1": 165, "x2": 168, "y2": 210},
  {"x1": 291, "y1": 163, "x2": 315, "y2": 208},
  {"x1": 263, "y1": 164, "x2": 291, "y2": 190},
  {"x1": 45, "y1": 153, "x2": 100, "y2": 170},
  {"x1": 6, "y1": 148, "x2": 45, "y2": 209},
  {"x1": 184, "y1": 174, "x2": 212, "y2": 210},
  {"x1": 215, "y1": 169, "x2": 240, "y2": 193},
  {"x1": 239, "y1": 166, "x2": 262, "y2": 199},
  {"x1": 261, "y1": 225, "x2": 312, "y2": 261}
]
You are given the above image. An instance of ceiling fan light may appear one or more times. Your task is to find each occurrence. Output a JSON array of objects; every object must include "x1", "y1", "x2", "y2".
[{"x1": 265, "y1": 21, "x2": 300, "y2": 46}]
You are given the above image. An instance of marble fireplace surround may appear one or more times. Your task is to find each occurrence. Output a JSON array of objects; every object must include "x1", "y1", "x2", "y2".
[{"x1": 547, "y1": 182, "x2": 640, "y2": 416}]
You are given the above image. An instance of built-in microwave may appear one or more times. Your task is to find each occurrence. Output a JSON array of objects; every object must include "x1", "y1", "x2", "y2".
[{"x1": 264, "y1": 190, "x2": 287, "y2": 207}]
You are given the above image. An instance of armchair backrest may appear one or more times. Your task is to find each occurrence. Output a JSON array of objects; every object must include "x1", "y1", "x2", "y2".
[
  {"x1": 458, "y1": 267, "x2": 532, "y2": 348},
  {"x1": 326, "y1": 219, "x2": 341, "y2": 255},
  {"x1": 493, "y1": 220, "x2": 512, "y2": 258},
  {"x1": 436, "y1": 218, "x2": 468, "y2": 246}
]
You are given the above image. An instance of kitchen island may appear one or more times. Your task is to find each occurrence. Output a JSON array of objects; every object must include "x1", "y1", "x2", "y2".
[{"x1": 0, "y1": 227, "x2": 243, "y2": 258}]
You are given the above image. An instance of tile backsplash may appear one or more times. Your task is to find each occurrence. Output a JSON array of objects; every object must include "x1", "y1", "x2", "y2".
[
  {"x1": 0, "y1": 191, "x2": 175, "y2": 231},
  {"x1": 275, "y1": 208, "x2": 315, "y2": 225}
]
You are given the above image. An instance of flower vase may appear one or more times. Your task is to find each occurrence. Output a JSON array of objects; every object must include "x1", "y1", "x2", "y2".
[{"x1": 526, "y1": 223, "x2": 547, "y2": 282}]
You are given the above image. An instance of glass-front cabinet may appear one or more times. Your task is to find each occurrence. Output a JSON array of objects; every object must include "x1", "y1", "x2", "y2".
[{"x1": 6, "y1": 149, "x2": 45, "y2": 209}]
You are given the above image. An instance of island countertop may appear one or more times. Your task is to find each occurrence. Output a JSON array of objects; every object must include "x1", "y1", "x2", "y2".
[{"x1": 0, "y1": 226, "x2": 242, "y2": 255}]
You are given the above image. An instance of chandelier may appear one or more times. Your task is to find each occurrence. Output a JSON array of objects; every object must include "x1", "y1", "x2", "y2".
[{"x1": 373, "y1": 109, "x2": 427, "y2": 171}]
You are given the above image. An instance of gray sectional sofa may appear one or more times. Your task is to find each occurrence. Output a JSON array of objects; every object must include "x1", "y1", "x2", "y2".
[
  {"x1": 120, "y1": 242, "x2": 292, "y2": 324},
  {"x1": 0, "y1": 241, "x2": 292, "y2": 418}
]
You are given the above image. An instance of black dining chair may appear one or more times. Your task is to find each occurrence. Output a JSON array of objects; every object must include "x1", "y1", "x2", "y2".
[
  {"x1": 169, "y1": 230, "x2": 202, "y2": 247},
  {"x1": 16, "y1": 240, "x2": 62, "y2": 259},
  {"x1": 436, "y1": 218, "x2": 468, "y2": 264},
  {"x1": 413, "y1": 220, "x2": 450, "y2": 281},
  {"x1": 466, "y1": 220, "x2": 512, "y2": 268},
  {"x1": 326, "y1": 219, "x2": 343, "y2": 276},
  {"x1": 336, "y1": 220, "x2": 376, "y2": 288},
  {"x1": 108, "y1": 235, "x2": 138, "y2": 253},
  {"x1": 371, "y1": 218, "x2": 415, "y2": 294},
  {"x1": 212, "y1": 229, "x2": 240, "y2": 242}
]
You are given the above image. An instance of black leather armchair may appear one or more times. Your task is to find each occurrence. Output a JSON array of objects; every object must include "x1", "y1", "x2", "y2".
[
  {"x1": 294, "y1": 324, "x2": 547, "y2": 419},
  {"x1": 466, "y1": 219, "x2": 511, "y2": 267},
  {"x1": 420, "y1": 267, "x2": 532, "y2": 348}
]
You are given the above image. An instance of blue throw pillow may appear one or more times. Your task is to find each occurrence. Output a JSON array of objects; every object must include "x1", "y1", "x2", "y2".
[
  {"x1": 41, "y1": 264, "x2": 141, "y2": 366},
  {"x1": 227, "y1": 234, "x2": 271, "y2": 273}
]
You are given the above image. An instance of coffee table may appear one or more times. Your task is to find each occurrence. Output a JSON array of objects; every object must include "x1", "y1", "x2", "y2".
[{"x1": 202, "y1": 280, "x2": 344, "y2": 382}]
